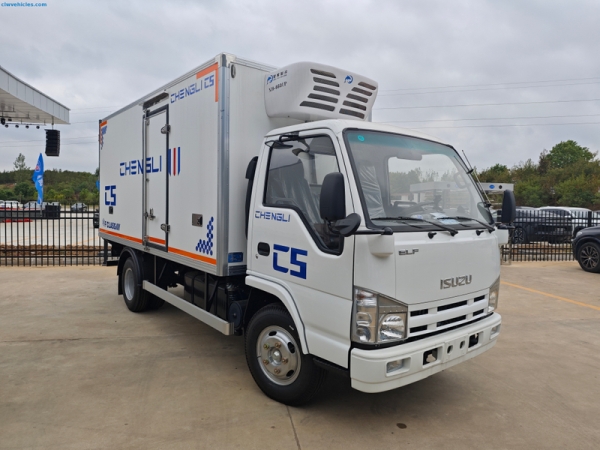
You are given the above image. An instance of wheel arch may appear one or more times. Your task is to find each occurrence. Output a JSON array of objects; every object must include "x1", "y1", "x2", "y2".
[
  {"x1": 575, "y1": 237, "x2": 600, "y2": 258},
  {"x1": 244, "y1": 275, "x2": 309, "y2": 355}
]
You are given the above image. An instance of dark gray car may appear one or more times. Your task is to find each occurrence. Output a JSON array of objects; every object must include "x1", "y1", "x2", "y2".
[
  {"x1": 509, "y1": 209, "x2": 572, "y2": 244},
  {"x1": 572, "y1": 226, "x2": 600, "y2": 272}
]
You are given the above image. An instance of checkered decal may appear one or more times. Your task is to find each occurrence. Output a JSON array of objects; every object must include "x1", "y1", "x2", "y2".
[{"x1": 195, "y1": 217, "x2": 214, "y2": 256}]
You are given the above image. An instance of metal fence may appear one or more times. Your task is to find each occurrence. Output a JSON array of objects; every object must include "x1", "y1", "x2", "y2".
[
  {"x1": 500, "y1": 209, "x2": 599, "y2": 262},
  {"x1": 2, "y1": 204, "x2": 598, "y2": 266},
  {"x1": 0, "y1": 204, "x2": 116, "y2": 266}
]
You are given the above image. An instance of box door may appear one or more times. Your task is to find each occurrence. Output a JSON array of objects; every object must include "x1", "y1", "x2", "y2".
[{"x1": 144, "y1": 106, "x2": 169, "y2": 250}]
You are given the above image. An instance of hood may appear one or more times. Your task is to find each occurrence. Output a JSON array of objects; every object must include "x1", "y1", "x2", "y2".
[{"x1": 393, "y1": 231, "x2": 499, "y2": 305}]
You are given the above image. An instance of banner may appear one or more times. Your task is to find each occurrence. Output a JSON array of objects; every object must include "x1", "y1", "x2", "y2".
[{"x1": 32, "y1": 153, "x2": 44, "y2": 204}]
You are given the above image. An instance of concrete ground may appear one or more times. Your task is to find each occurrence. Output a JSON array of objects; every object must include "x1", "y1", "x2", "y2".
[{"x1": 1, "y1": 262, "x2": 599, "y2": 449}]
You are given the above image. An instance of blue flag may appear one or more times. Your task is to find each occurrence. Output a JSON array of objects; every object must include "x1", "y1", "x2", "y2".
[{"x1": 32, "y1": 153, "x2": 44, "y2": 204}]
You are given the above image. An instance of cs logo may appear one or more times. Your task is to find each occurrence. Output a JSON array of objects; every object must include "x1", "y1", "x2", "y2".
[
  {"x1": 104, "y1": 185, "x2": 116, "y2": 206},
  {"x1": 272, "y1": 245, "x2": 307, "y2": 279}
]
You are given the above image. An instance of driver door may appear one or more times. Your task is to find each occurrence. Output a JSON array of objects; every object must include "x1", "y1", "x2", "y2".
[{"x1": 248, "y1": 130, "x2": 355, "y2": 367}]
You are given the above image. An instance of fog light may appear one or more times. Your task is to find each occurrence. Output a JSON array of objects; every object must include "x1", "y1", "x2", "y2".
[
  {"x1": 386, "y1": 358, "x2": 407, "y2": 374},
  {"x1": 491, "y1": 324, "x2": 501, "y2": 337}
]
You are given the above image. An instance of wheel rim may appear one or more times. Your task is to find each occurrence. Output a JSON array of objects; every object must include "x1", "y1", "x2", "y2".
[
  {"x1": 256, "y1": 325, "x2": 301, "y2": 386},
  {"x1": 124, "y1": 267, "x2": 135, "y2": 300},
  {"x1": 513, "y1": 228, "x2": 524, "y2": 244},
  {"x1": 580, "y1": 245, "x2": 600, "y2": 269}
]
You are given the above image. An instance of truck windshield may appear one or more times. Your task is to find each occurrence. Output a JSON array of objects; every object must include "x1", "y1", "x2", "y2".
[{"x1": 343, "y1": 129, "x2": 492, "y2": 231}]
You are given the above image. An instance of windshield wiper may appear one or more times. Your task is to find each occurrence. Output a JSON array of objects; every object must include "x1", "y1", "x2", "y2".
[
  {"x1": 447, "y1": 216, "x2": 495, "y2": 233},
  {"x1": 373, "y1": 216, "x2": 458, "y2": 236}
]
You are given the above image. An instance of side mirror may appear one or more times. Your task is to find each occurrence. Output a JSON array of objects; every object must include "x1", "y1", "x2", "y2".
[
  {"x1": 332, "y1": 213, "x2": 361, "y2": 237},
  {"x1": 320, "y1": 173, "x2": 346, "y2": 222},
  {"x1": 501, "y1": 190, "x2": 516, "y2": 224}
]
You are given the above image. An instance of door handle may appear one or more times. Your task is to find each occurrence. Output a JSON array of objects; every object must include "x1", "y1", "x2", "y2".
[
  {"x1": 147, "y1": 208, "x2": 155, "y2": 220},
  {"x1": 257, "y1": 242, "x2": 270, "y2": 256}
]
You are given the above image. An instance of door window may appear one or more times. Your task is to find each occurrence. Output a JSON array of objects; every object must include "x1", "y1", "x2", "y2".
[{"x1": 264, "y1": 135, "x2": 342, "y2": 253}]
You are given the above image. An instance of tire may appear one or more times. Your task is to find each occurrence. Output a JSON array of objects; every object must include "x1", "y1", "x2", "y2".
[
  {"x1": 147, "y1": 296, "x2": 165, "y2": 310},
  {"x1": 121, "y1": 257, "x2": 150, "y2": 312},
  {"x1": 245, "y1": 304, "x2": 326, "y2": 406},
  {"x1": 577, "y1": 242, "x2": 600, "y2": 273},
  {"x1": 512, "y1": 226, "x2": 529, "y2": 244}
]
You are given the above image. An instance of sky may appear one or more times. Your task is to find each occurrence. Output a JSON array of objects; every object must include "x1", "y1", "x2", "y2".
[{"x1": 0, "y1": 0, "x2": 599, "y2": 174}]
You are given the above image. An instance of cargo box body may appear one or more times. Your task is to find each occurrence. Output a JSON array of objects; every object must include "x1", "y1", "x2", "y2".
[{"x1": 99, "y1": 54, "x2": 299, "y2": 276}]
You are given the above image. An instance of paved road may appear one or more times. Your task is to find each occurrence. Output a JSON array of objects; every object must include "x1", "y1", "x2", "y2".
[{"x1": 0, "y1": 262, "x2": 599, "y2": 449}]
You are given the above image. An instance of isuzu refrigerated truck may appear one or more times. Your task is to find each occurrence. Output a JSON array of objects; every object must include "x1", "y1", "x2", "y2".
[{"x1": 99, "y1": 53, "x2": 515, "y2": 405}]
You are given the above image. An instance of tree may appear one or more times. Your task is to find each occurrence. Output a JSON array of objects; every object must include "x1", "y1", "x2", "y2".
[
  {"x1": 13, "y1": 153, "x2": 29, "y2": 171},
  {"x1": 13, "y1": 153, "x2": 32, "y2": 183},
  {"x1": 14, "y1": 182, "x2": 36, "y2": 201},
  {"x1": 546, "y1": 140, "x2": 595, "y2": 169},
  {"x1": 477, "y1": 164, "x2": 511, "y2": 183},
  {"x1": 555, "y1": 174, "x2": 598, "y2": 207}
]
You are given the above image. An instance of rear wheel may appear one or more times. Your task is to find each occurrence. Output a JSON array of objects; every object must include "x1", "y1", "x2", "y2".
[
  {"x1": 121, "y1": 257, "x2": 150, "y2": 312},
  {"x1": 577, "y1": 242, "x2": 600, "y2": 273},
  {"x1": 245, "y1": 304, "x2": 326, "y2": 406}
]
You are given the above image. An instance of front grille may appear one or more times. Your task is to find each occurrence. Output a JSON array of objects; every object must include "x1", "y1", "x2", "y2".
[
  {"x1": 438, "y1": 300, "x2": 467, "y2": 311},
  {"x1": 437, "y1": 315, "x2": 466, "y2": 327},
  {"x1": 407, "y1": 293, "x2": 488, "y2": 338}
]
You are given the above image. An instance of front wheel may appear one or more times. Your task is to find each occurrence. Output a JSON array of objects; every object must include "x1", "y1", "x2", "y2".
[
  {"x1": 512, "y1": 226, "x2": 529, "y2": 244},
  {"x1": 245, "y1": 304, "x2": 326, "y2": 406},
  {"x1": 577, "y1": 242, "x2": 600, "y2": 273}
]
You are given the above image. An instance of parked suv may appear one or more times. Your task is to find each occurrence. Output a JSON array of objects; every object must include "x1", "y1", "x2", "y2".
[
  {"x1": 539, "y1": 207, "x2": 597, "y2": 237},
  {"x1": 572, "y1": 226, "x2": 600, "y2": 272},
  {"x1": 510, "y1": 209, "x2": 571, "y2": 244}
]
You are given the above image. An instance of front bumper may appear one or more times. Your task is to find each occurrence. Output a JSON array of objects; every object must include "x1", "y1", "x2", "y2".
[{"x1": 350, "y1": 312, "x2": 501, "y2": 393}]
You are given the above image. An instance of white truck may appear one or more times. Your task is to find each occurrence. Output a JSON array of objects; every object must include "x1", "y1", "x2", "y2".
[{"x1": 99, "y1": 53, "x2": 516, "y2": 405}]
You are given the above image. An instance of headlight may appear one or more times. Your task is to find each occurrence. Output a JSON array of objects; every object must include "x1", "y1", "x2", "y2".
[
  {"x1": 488, "y1": 277, "x2": 500, "y2": 313},
  {"x1": 352, "y1": 287, "x2": 408, "y2": 344}
]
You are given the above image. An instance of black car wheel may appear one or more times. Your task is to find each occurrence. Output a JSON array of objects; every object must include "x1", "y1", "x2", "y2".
[
  {"x1": 577, "y1": 242, "x2": 600, "y2": 273},
  {"x1": 512, "y1": 226, "x2": 529, "y2": 244}
]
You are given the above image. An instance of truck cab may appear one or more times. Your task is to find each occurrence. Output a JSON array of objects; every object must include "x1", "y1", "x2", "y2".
[{"x1": 245, "y1": 120, "x2": 503, "y2": 398}]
